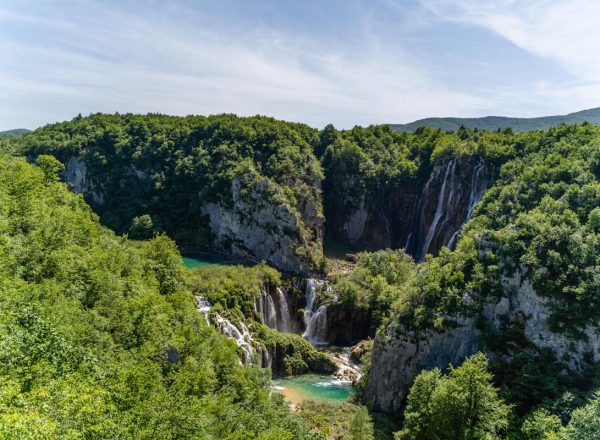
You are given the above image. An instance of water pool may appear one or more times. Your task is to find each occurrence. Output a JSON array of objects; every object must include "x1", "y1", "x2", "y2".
[{"x1": 272, "y1": 374, "x2": 354, "y2": 405}]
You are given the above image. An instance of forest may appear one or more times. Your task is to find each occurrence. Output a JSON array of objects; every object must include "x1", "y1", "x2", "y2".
[{"x1": 1, "y1": 114, "x2": 600, "y2": 439}]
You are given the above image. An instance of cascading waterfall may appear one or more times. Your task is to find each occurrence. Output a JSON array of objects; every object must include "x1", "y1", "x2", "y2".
[
  {"x1": 420, "y1": 159, "x2": 457, "y2": 260},
  {"x1": 216, "y1": 314, "x2": 255, "y2": 365},
  {"x1": 196, "y1": 296, "x2": 212, "y2": 323},
  {"x1": 256, "y1": 287, "x2": 278, "y2": 329},
  {"x1": 302, "y1": 279, "x2": 329, "y2": 345},
  {"x1": 466, "y1": 162, "x2": 487, "y2": 219},
  {"x1": 196, "y1": 295, "x2": 257, "y2": 365},
  {"x1": 255, "y1": 286, "x2": 292, "y2": 333}
]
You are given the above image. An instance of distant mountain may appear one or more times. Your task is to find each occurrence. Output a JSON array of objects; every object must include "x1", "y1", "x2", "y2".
[
  {"x1": 391, "y1": 108, "x2": 600, "y2": 133},
  {"x1": 0, "y1": 128, "x2": 30, "y2": 139}
]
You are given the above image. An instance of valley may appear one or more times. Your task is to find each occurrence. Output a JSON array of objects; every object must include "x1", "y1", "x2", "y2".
[{"x1": 1, "y1": 114, "x2": 599, "y2": 439}]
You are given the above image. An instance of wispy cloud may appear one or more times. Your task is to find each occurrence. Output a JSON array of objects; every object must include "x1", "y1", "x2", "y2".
[
  {"x1": 420, "y1": 0, "x2": 600, "y2": 112},
  {"x1": 1, "y1": 0, "x2": 598, "y2": 131},
  {"x1": 0, "y1": 0, "x2": 483, "y2": 130}
]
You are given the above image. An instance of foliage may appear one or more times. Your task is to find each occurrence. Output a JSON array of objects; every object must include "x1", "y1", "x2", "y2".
[
  {"x1": 564, "y1": 392, "x2": 600, "y2": 440},
  {"x1": 520, "y1": 408, "x2": 563, "y2": 440},
  {"x1": 396, "y1": 353, "x2": 511, "y2": 440},
  {"x1": 256, "y1": 326, "x2": 336, "y2": 376},
  {"x1": 297, "y1": 401, "x2": 375, "y2": 440},
  {"x1": 10, "y1": 113, "x2": 324, "y2": 269},
  {"x1": 0, "y1": 153, "x2": 314, "y2": 438}
]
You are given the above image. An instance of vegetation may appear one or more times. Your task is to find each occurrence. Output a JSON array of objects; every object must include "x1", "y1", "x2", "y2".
[
  {"x1": 396, "y1": 353, "x2": 511, "y2": 440},
  {"x1": 296, "y1": 402, "x2": 375, "y2": 440},
  {"x1": 0, "y1": 153, "x2": 318, "y2": 439},
  {"x1": 7, "y1": 113, "x2": 325, "y2": 270},
  {"x1": 4, "y1": 113, "x2": 600, "y2": 438}
]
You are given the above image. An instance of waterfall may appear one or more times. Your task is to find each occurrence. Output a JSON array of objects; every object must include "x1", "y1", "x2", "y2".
[
  {"x1": 302, "y1": 279, "x2": 329, "y2": 345},
  {"x1": 258, "y1": 343, "x2": 272, "y2": 369},
  {"x1": 420, "y1": 159, "x2": 457, "y2": 260},
  {"x1": 196, "y1": 296, "x2": 212, "y2": 323},
  {"x1": 275, "y1": 287, "x2": 291, "y2": 333},
  {"x1": 466, "y1": 162, "x2": 487, "y2": 219},
  {"x1": 216, "y1": 314, "x2": 255, "y2": 365},
  {"x1": 256, "y1": 286, "x2": 293, "y2": 333},
  {"x1": 195, "y1": 296, "x2": 256, "y2": 364},
  {"x1": 256, "y1": 287, "x2": 278, "y2": 329},
  {"x1": 447, "y1": 161, "x2": 488, "y2": 250}
]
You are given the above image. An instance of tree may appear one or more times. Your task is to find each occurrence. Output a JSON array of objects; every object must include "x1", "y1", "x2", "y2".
[
  {"x1": 521, "y1": 408, "x2": 563, "y2": 440},
  {"x1": 129, "y1": 214, "x2": 156, "y2": 239},
  {"x1": 564, "y1": 392, "x2": 600, "y2": 440},
  {"x1": 397, "y1": 353, "x2": 511, "y2": 440},
  {"x1": 349, "y1": 406, "x2": 375, "y2": 440},
  {"x1": 37, "y1": 154, "x2": 64, "y2": 183}
]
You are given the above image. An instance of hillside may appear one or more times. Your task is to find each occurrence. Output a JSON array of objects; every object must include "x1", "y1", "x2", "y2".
[
  {"x1": 5, "y1": 114, "x2": 600, "y2": 438},
  {"x1": 391, "y1": 107, "x2": 600, "y2": 133},
  {"x1": 0, "y1": 128, "x2": 30, "y2": 139}
]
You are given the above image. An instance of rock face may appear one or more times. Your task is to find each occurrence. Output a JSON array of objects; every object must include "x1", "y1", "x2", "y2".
[
  {"x1": 330, "y1": 157, "x2": 490, "y2": 261},
  {"x1": 364, "y1": 264, "x2": 600, "y2": 414},
  {"x1": 63, "y1": 158, "x2": 104, "y2": 205},
  {"x1": 201, "y1": 172, "x2": 322, "y2": 274},
  {"x1": 60, "y1": 156, "x2": 323, "y2": 274}
]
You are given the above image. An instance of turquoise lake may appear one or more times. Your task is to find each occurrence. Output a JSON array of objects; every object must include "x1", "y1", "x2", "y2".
[
  {"x1": 272, "y1": 374, "x2": 354, "y2": 405},
  {"x1": 182, "y1": 252, "x2": 248, "y2": 269}
]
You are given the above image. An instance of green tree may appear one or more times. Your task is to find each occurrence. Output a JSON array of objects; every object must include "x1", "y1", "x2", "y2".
[
  {"x1": 129, "y1": 214, "x2": 156, "y2": 239},
  {"x1": 37, "y1": 154, "x2": 64, "y2": 183},
  {"x1": 564, "y1": 392, "x2": 600, "y2": 440},
  {"x1": 349, "y1": 406, "x2": 375, "y2": 440},
  {"x1": 521, "y1": 408, "x2": 563, "y2": 440},
  {"x1": 397, "y1": 353, "x2": 511, "y2": 440}
]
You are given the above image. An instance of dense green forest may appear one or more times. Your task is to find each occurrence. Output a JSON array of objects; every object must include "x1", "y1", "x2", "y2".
[
  {"x1": 2, "y1": 114, "x2": 600, "y2": 439},
  {"x1": 0, "y1": 153, "x2": 325, "y2": 439}
]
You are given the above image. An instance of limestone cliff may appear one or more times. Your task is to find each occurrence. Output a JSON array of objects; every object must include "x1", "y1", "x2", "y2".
[
  {"x1": 364, "y1": 241, "x2": 600, "y2": 414},
  {"x1": 60, "y1": 157, "x2": 324, "y2": 274},
  {"x1": 201, "y1": 170, "x2": 323, "y2": 274}
]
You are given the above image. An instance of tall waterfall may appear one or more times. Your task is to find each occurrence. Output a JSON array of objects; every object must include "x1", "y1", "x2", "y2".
[
  {"x1": 302, "y1": 279, "x2": 329, "y2": 345},
  {"x1": 447, "y1": 160, "x2": 488, "y2": 249},
  {"x1": 256, "y1": 287, "x2": 278, "y2": 329},
  {"x1": 466, "y1": 161, "x2": 487, "y2": 219},
  {"x1": 275, "y1": 287, "x2": 291, "y2": 333},
  {"x1": 420, "y1": 159, "x2": 457, "y2": 260}
]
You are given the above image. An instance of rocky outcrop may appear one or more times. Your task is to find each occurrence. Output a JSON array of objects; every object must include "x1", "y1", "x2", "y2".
[
  {"x1": 62, "y1": 157, "x2": 105, "y2": 205},
  {"x1": 201, "y1": 172, "x2": 322, "y2": 274},
  {"x1": 365, "y1": 315, "x2": 481, "y2": 413},
  {"x1": 364, "y1": 263, "x2": 600, "y2": 414},
  {"x1": 330, "y1": 157, "x2": 491, "y2": 261}
]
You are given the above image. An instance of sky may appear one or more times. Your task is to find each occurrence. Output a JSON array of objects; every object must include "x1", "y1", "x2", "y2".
[{"x1": 1, "y1": 0, "x2": 600, "y2": 131}]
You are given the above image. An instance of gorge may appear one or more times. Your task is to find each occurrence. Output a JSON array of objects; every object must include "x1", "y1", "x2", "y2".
[{"x1": 5, "y1": 114, "x2": 600, "y2": 438}]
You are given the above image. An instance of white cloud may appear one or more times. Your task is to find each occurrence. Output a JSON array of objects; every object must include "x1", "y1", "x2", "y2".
[
  {"x1": 0, "y1": 1, "x2": 484, "y2": 130},
  {"x1": 421, "y1": 0, "x2": 600, "y2": 81}
]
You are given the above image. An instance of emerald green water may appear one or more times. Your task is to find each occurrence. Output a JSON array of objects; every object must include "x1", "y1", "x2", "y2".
[
  {"x1": 182, "y1": 252, "x2": 247, "y2": 269},
  {"x1": 272, "y1": 374, "x2": 354, "y2": 404}
]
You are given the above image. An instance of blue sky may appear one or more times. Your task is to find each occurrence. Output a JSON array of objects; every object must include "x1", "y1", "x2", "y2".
[{"x1": 1, "y1": 0, "x2": 599, "y2": 130}]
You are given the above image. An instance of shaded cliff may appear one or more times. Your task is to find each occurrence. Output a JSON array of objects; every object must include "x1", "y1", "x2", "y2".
[{"x1": 327, "y1": 155, "x2": 492, "y2": 261}]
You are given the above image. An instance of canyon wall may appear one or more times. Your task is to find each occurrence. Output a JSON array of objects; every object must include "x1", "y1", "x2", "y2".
[{"x1": 329, "y1": 157, "x2": 491, "y2": 261}]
